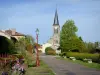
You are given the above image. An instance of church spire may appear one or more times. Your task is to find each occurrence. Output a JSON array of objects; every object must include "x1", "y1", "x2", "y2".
[{"x1": 53, "y1": 9, "x2": 59, "y2": 25}]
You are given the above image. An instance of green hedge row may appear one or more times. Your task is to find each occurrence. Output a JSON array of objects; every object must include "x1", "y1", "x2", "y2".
[
  {"x1": 60, "y1": 52, "x2": 100, "y2": 63},
  {"x1": 45, "y1": 47, "x2": 56, "y2": 55},
  {"x1": 59, "y1": 52, "x2": 66, "y2": 57}
]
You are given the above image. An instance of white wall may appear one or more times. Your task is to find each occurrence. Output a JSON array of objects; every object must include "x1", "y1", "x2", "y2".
[
  {"x1": 42, "y1": 43, "x2": 52, "y2": 53},
  {"x1": 11, "y1": 36, "x2": 24, "y2": 40},
  {"x1": 0, "y1": 31, "x2": 10, "y2": 39}
]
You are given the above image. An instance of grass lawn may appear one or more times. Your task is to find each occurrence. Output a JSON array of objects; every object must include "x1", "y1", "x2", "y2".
[
  {"x1": 25, "y1": 60, "x2": 55, "y2": 75},
  {"x1": 56, "y1": 57, "x2": 100, "y2": 70}
]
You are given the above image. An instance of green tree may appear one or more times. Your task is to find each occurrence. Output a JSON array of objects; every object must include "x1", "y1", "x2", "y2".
[
  {"x1": 84, "y1": 42, "x2": 95, "y2": 53},
  {"x1": 60, "y1": 20, "x2": 85, "y2": 52},
  {"x1": 0, "y1": 36, "x2": 15, "y2": 54},
  {"x1": 15, "y1": 35, "x2": 35, "y2": 65},
  {"x1": 94, "y1": 42, "x2": 100, "y2": 49},
  {"x1": 79, "y1": 36, "x2": 83, "y2": 41},
  {"x1": 6, "y1": 38, "x2": 16, "y2": 54},
  {"x1": 15, "y1": 37, "x2": 26, "y2": 54},
  {"x1": 97, "y1": 42, "x2": 100, "y2": 50},
  {"x1": 25, "y1": 35, "x2": 35, "y2": 45},
  {"x1": 15, "y1": 35, "x2": 35, "y2": 54}
]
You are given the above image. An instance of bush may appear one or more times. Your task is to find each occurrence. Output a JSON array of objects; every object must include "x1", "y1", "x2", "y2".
[
  {"x1": 23, "y1": 51, "x2": 34, "y2": 65},
  {"x1": 0, "y1": 37, "x2": 15, "y2": 54},
  {"x1": 66, "y1": 52, "x2": 100, "y2": 63},
  {"x1": 13, "y1": 54, "x2": 24, "y2": 59},
  {"x1": 59, "y1": 52, "x2": 66, "y2": 57},
  {"x1": 45, "y1": 47, "x2": 56, "y2": 55}
]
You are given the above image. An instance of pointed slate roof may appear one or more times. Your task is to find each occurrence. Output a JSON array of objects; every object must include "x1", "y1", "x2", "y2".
[{"x1": 53, "y1": 9, "x2": 59, "y2": 25}]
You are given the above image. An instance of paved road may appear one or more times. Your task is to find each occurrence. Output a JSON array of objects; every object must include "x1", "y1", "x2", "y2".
[{"x1": 40, "y1": 54, "x2": 100, "y2": 75}]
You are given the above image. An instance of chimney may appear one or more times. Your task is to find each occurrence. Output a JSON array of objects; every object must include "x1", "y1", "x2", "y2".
[{"x1": 11, "y1": 28, "x2": 16, "y2": 35}]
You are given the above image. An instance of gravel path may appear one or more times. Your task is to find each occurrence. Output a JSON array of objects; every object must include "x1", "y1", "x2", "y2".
[{"x1": 40, "y1": 54, "x2": 100, "y2": 75}]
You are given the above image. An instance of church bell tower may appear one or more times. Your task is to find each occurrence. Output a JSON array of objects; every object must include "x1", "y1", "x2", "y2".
[{"x1": 52, "y1": 9, "x2": 60, "y2": 49}]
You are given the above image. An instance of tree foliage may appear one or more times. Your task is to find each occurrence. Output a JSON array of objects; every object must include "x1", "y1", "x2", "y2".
[
  {"x1": 15, "y1": 37, "x2": 26, "y2": 53},
  {"x1": 25, "y1": 35, "x2": 35, "y2": 45},
  {"x1": 60, "y1": 20, "x2": 86, "y2": 52},
  {"x1": 94, "y1": 42, "x2": 100, "y2": 49},
  {"x1": 84, "y1": 42, "x2": 100, "y2": 53},
  {"x1": 27, "y1": 44, "x2": 33, "y2": 53},
  {"x1": 0, "y1": 36, "x2": 15, "y2": 54},
  {"x1": 6, "y1": 38, "x2": 16, "y2": 54},
  {"x1": 14, "y1": 35, "x2": 35, "y2": 65},
  {"x1": 79, "y1": 36, "x2": 83, "y2": 41},
  {"x1": 15, "y1": 35, "x2": 35, "y2": 54}
]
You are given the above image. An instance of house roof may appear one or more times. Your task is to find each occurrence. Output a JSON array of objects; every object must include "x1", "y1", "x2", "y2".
[
  {"x1": 13, "y1": 32, "x2": 24, "y2": 36},
  {"x1": 0, "y1": 30, "x2": 10, "y2": 36},
  {"x1": 5, "y1": 30, "x2": 24, "y2": 36}
]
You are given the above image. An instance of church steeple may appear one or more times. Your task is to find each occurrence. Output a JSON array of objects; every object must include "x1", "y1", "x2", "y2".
[{"x1": 53, "y1": 9, "x2": 59, "y2": 25}]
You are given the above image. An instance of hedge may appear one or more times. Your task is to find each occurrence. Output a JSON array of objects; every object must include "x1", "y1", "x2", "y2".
[
  {"x1": 45, "y1": 47, "x2": 56, "y2": 55},
  {"x1": 59, "y1": 52, "x2": 66, "y2": 57},
  {"x1": 66, "y1": 52, "x2": 100, "y2": 63}
]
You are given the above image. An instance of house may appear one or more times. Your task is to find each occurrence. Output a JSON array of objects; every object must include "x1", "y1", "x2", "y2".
[{"x1": 5, "y1": 28, "x2": 25, "y2": 40}]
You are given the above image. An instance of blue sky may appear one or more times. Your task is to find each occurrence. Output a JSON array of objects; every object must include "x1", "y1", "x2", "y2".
[{"x1": 0, "y1": 0, "x2": 100, "y2": 44}]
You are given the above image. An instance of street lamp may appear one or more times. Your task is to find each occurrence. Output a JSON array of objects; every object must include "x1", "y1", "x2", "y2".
[{"x1": 35, "y1": 28, "x2": 40, "y2": 67}]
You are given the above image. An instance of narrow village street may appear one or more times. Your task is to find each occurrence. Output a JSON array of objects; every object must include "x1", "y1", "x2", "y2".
[{"x1": 40, "y1": 54, "x2": 100, "y2": 75}]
